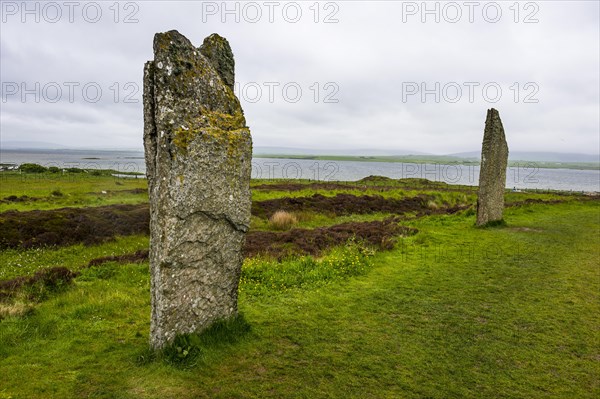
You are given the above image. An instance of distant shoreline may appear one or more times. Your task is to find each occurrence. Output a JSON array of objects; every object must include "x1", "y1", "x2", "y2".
[
  {"x1": 1, "y1": 148, "x2": 598, "y2": 171},
  {"x1": 254, "y1": 154, "x2": 600, "y2": 171}
]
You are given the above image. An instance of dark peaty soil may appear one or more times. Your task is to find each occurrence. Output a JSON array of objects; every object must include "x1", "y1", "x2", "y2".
[
  {"x1": 244, "y1": 218, "x2": 417, "y2": 259},
  {"x1": 0, "y1": 266, "x2": 78, "y2": 301},
  {"x1": 0, "y1": 194, "x2": 450, "y2": 250},
  {"x1": 0, "y1": 204, "x2": 149, "y2": 249},
  {"x1": 251, "y1": 193, "x2": 432, "y2": 219}
]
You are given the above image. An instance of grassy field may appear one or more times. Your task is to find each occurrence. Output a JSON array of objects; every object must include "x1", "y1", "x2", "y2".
[
  {"x1": 0, "y1": 173, "x2": 147, "y2": 212},
  {"x1": 0, "y1": 173, "x2": 598, "y2": 398}
]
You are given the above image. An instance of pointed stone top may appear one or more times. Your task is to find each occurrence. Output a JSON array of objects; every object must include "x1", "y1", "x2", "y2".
[
  {"x1": 150, "y1": 31, "x2": 235, "y2": 92},
  {"x1": 153, "y1": 30, "x2": 193, "y2": 53},
  {"x1": 484, "y1": 108, "x2": 506, "y2": 141},
  {"x1": 487, "y1": 108, "x2": 501, "y2": 119},
  {"x1": 204, "y1": 32, "x2": 228, "y2": 43},
  {"x1": 200, "y1": 33, "x2": 235, "y2": 91}
]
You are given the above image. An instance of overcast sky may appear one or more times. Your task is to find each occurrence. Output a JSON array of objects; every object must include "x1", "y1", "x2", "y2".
[{"x1": 1, "y1": 0, "x2": 598, "y2": 155}]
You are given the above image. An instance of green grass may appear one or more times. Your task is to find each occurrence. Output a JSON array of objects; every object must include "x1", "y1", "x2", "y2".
[
  {"x1": 0, "y1": 235, "x2": 149, "y2": 281},
  {"x1": 251, "y1": 211, "x2": 400, "y2": 231},
  {"x1": 250, "y1": 178, "x2": 573, "y2": 204},
  {"x1": 0, "y1": 173, "x2": 147, "y2": 212},
  {"x1": 250, "y1": 186, "x2": 458, "y2": 202},
  {"x1": 1, "y1": 173, "x2": 574, "y2": 214},
  {"x1": 1, "y1": 200, "x2": 598, "y2": 398},
  {"x1": 240, "y1": 242, "x2": 375, "y2": 295}
]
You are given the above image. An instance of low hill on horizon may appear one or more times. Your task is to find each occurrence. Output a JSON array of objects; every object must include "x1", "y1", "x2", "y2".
[{"x1": 2, "y1": 142, "x2": 598, "y2": 164}]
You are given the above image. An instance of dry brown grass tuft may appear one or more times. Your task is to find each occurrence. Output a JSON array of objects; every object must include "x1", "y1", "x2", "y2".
[
  {"x1": 0, "y1": 301, "x2": 33, "y2": 319},
  {"x1": 427, "y1": 200, "x2": 439, "y2": 210},
  {"x1": 268, "y1": 210, "x2": 298, "y2": 231}
]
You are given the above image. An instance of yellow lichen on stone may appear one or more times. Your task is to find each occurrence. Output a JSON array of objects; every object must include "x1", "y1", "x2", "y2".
[
  {"x1": 203, "y1": 108, "x2": 246, "y2": 131},
  {"x1": 199, "y1": 108, "x2": 249, "y2": 164},
  {"x1": 172, "y1": 108, "x2": 248, "y2": 159},
  {"x1": 173, "y1": 126, "x2": 199, "y2": 154}
]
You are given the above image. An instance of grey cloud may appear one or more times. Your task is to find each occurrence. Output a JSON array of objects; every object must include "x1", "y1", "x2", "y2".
[{"x1": 0, "y1": 1, "x2": 598, "y2": 155}]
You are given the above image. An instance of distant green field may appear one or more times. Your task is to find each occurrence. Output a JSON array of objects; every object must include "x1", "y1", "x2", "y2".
[
  {"x1": 1, "y1": 172, "x2": 570, "y2": 213},
  {"x1": 0, "y1": 172, "x2": 147, "y2": 212},
  {"x1": 255, "y1": 154, "x2": 600, "y2": 170}
]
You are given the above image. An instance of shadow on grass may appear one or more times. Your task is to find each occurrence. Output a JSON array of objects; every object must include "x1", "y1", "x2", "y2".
[
  {"x1": 476, "y1": 219, "x2": 507, "y2": 228},
  {"x1": 136, "y1": 314, "x2": 252, "y2": 369}
]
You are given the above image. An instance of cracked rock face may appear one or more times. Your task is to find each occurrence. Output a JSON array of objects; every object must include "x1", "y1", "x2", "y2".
[
  {"x1": 477, "y1": 108, "x2": 509, "y2": 226},
  {"x1": 143, "y1": 30, "x2": 252, "y2": 349}
]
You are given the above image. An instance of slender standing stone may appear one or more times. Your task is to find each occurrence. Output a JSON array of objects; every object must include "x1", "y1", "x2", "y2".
[
  {"x1": 476, "y1": 108, "x2": 509, "y2": 226},
  {"x1": 143, "y1": 30, "x2": 252, "y2": 349}
]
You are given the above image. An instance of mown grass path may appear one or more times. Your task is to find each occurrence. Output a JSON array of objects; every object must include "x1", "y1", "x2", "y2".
[{"x1": 1, "y1": 201, "x2": 598, "y2": 398}]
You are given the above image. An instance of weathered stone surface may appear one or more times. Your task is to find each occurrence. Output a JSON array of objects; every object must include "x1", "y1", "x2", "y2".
[
  {"x1": 476, "y1": 108, "x2": 509, "y2": 226},
  {"x1": 143, "y1": 30, "x2": 252, "y2": 349},
  {"x1": 199, "y1": 33, "x2": 235, "y2": 91}
]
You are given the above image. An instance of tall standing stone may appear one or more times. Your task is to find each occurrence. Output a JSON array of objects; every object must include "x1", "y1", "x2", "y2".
[
  {"x1": 476, "y1": 108, "x2": 509, "y2": 226},
  {"x1": 143, "y1": 30, "x2": 252, "y2": 350}
]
